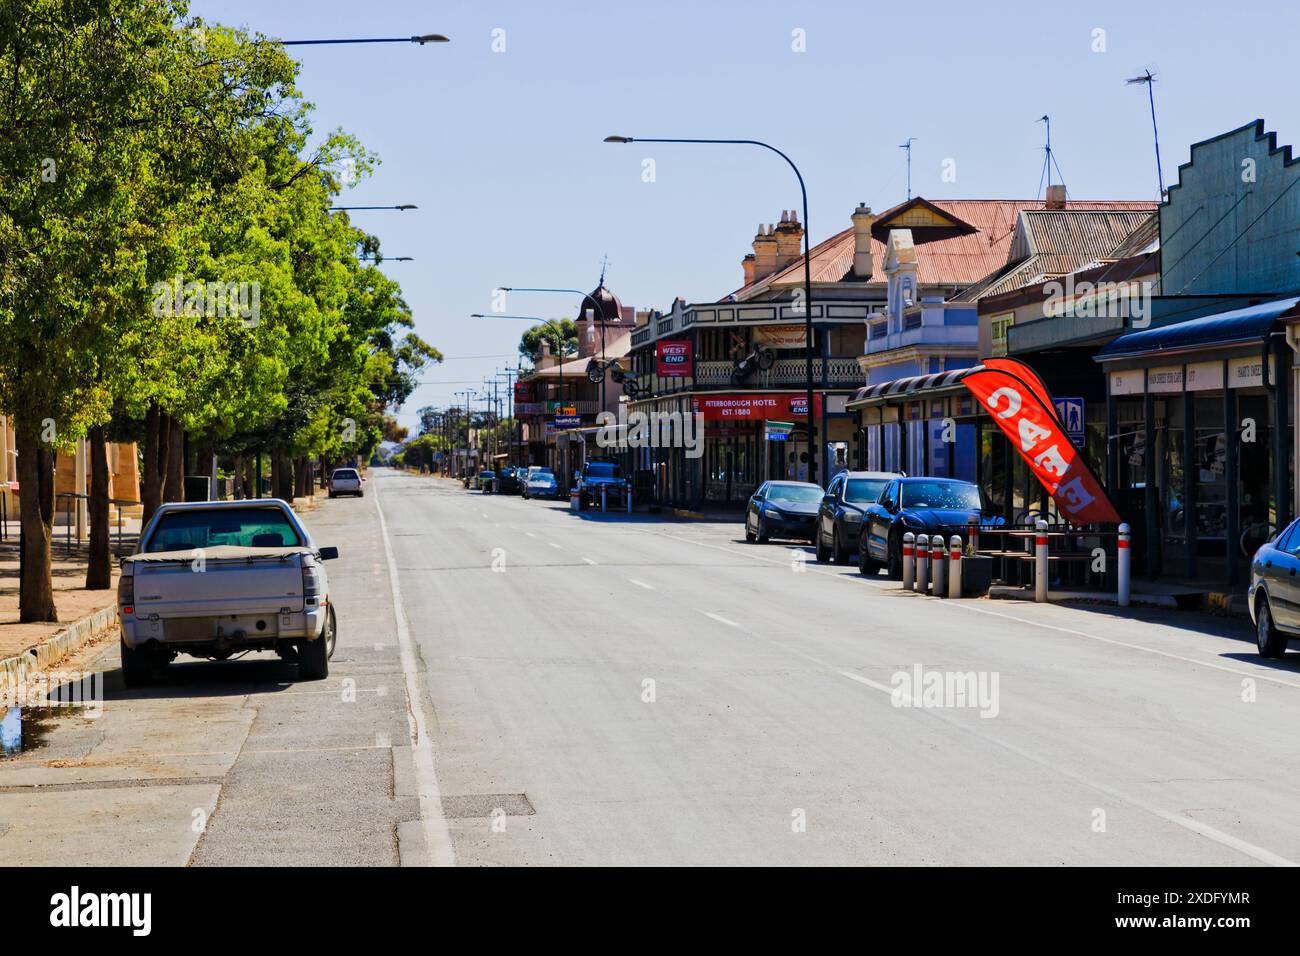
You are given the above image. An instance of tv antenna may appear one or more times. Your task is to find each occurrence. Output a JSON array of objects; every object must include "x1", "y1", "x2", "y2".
[
  {"x1": 899, "y1": 138, "x2": 917, "y2": 200},
  {"x1": 1126, "y1": 70, "x2": 1165, "y2": 198},
  {"x1": 1036, "y1": 115, "x2": 1066, "y2": 201}
]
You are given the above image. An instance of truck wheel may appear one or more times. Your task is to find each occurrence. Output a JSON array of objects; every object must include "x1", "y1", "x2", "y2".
[
  {"x1": 299, "y1": 610, "x2": 333, "y2": 680},
  {"x1": 120, "y1": 638, "x2": 156, "y2": 688}
]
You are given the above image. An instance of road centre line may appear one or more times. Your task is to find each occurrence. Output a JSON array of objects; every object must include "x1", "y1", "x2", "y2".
[{"x1": 645, "y1": 527, "x2": 1300, "y2": 691}]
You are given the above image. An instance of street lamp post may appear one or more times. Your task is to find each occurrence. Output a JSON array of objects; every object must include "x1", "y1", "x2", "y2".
[
  {"x1": 330, "y1": 204, "x2": 418, "y2": 211},
  {"x1": 604, "y1": 136, "x2": 821, "y2": 484},
  {"x1": 278, "y1": 34, "x2": 449, "y2": 47}
]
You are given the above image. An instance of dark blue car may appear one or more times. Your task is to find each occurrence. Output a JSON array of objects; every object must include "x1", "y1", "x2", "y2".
[
  {"x1": 859, "y1": 477, "x2": 986, "y2": 577},
  {"x1": 745, "y1": 480, "x2": 823, "y2": 544}
]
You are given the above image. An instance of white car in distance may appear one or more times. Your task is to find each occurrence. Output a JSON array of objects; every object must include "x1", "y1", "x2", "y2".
[{"x1": 328, "y1": 467, "x2": 364, "y2": 497}]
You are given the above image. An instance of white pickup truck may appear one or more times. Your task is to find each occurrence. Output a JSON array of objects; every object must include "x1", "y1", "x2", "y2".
[{"x1": 118, "y1": 499, "x2": 339, "y2": 686}]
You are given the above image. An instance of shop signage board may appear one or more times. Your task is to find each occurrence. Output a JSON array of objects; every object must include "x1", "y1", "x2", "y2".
[
  {"x1": 766, "y1": 421, "x2": 794, "y2": 441},
  {"x1": 1147, "y1": 366, "x2": 1184, "y2": 393},
  {"x1": 656, "y1": 340, "x2": 693, "y2": 377},
  {"x1": 753, "y1": 324, "x2": 807, "y2": 349},
  {"x1": 1228, "y1": 355, "x2": 1273, "y2": 389},
  {"x1": 1185, "y1": 361, "x2": 1224, "y2": 391},
  {"x1": 554, "y1": 415, "x2": 582, "y2": 428},
  {"x1": 692, "y1": 393, "x2": 824, "y2": 421},
  {"x1": 1109, "y1": 370, "x2": 1143, "y2": 395}
]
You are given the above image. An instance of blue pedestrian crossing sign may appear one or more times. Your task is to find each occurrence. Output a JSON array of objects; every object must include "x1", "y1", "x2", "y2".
[{"x1": 1054, "y1": 397, "x2": 1086, "y2": 448}]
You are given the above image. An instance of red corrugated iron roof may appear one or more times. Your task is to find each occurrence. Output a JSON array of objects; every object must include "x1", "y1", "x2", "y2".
[{"x1": 732, "y1": 198, "x2": 1157, "y2": 299}]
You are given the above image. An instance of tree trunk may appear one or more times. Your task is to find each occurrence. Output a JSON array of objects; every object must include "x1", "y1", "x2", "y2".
[
  {"x1": 245, "y1": 454, "x2": 257, "y2": 499},
  {"x1": 164, "y1": 417, "x2": 184, "y2": 502},
  {"x1": 16, "y1": 421, "x2": 57, "y2": 622},
  {"x1": 294, "y1": 456, "x2": 309, "y2": 497},
  {"x1": 85, "y1": 425, "x2": 112, "y2": 589},
  {"x1": 232, "y1": 453, "x2": 244, "y2": 498},
  {"x1": 142, "y1": 404, "x2": 165, "y2": 524}
]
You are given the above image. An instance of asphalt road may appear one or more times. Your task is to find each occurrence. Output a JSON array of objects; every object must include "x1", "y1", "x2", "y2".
[
  {"x1": 5, "y1": 466, "x2": 1300, "y2": 867},
  {"x1": 381, "y1": 468, "x2": 1300, "y2": 867}
]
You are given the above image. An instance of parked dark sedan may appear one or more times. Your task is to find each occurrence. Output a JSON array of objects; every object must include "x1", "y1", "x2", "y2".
[
  {"x1": 859, "y1": 477, "x2": 985, "y2": 578},
  {"x1": 815, "y1": 470, "x2": 901, "y2": 564},
  {"x1": 494, "y1": 466, "x2": 522, "y2": 495},
  {"x1": 1249, "y1": 517, "x2": 1300, "y2": 657},
  {"x1": 745, "y1": 480, "x2": 823, "y2": 543}
]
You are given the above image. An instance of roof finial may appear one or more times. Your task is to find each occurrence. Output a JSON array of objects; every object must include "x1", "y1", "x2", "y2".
[{"x1": 598, "y1": 254, "x2": 608, "y2": 288}]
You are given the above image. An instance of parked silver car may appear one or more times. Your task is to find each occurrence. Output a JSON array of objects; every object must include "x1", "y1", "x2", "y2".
[{"x1": 118, "y1": 500, "x2": 340, "y2": 685}]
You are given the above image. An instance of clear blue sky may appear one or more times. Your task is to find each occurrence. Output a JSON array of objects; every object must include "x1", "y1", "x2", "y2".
[{"x1": 193, "y1": 0, "x2": 1300, "y2": 431}]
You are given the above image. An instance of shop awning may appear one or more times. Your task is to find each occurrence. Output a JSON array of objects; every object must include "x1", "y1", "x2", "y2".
[
  {"x1": 1095, "y1": 296, "x2": 1300, "y2": 362},
  {"x1": 845, "y1": 367, "x2": 979, "y2": 409}
]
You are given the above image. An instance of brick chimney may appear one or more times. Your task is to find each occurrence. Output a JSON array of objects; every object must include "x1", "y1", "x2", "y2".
[
  {"x1": 1045, "y1": 184, "x2": 1067, "y2": 210},
  {"x1": 851, "y1": 202, "x2": 874, "y2": 280},
  {"x1": 742, "y1": 253, "x2": 756, "y2": 286},
  {"x1": 752, "y1": 224, "x2": 778, "y2": 281},
  {"x1": 773, "y1": 209, "x2": 804, "y2": 270}
]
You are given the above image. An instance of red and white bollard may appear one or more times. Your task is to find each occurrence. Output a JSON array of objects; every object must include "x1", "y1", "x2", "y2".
[
  {"x1": 931, "y1": 534, "x2": 946, "y2": 598},
  {"x1": 626, "y1": 487, "x2": 633, "y2": 514},
  {"x1": 948, "y1": 535, "x2": 963, "y2": 600},
  {"x1": 915, "y1": 533, "x2": 930, "y2": 595},
  {"x1": 967, "y1": 515, "x2": 980, "y2": 556},
  {"x1": 1117, "y1": 522, "x2": 1131, "y2": 607},
  {"x1": 601, "y1": 485, "x2": 608, "y2": 513},
  {"x1": 902, "y1": 532, "x2": 916, "y2": 590},
  {"x1": 1034, "y1": 518, "x2": 1049, "y2": 603}
]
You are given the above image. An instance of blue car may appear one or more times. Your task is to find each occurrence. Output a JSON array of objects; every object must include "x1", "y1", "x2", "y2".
[
  {"x1": 859, "y1": 477, "x2": 986, "y2": 578},
  {"x1": 745, "y1": 480, "x2": 823, "y2": 543}
]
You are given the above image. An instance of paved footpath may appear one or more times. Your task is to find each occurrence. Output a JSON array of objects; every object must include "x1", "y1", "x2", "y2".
[{"x1": 3, "y1": 467, "x2": 1299, "y2": 866}]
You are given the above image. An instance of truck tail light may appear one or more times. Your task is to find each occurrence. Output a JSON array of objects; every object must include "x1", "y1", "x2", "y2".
[
  {"x1": 118, "y1": 569, "x2": 134, "y2": 614},
  {"x1": 302, "y1": 559, "x2": 322, "y2": 604}
]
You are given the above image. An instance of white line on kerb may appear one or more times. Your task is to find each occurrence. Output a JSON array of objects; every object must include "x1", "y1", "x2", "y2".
[
  {"x1": 549, "y1": 542, "x2": 563, "y2": 550},
  {"x1": 627, "y1": 578, "x2": 654, "y2": 590},
  {"x1": 702, "y1": 611, "x2": 740, "y2": 628},
  {"x1": 373, "y1": 479, "x2": 455, "y2": 867},
  {"x1": 582, "y1": 557, "x2": 597, "y2": 565}
]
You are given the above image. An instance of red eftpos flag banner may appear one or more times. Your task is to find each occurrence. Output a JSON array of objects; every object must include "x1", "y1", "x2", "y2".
[{"x1": 963, "y1": 360, "x2": 1121, "y2": 525}]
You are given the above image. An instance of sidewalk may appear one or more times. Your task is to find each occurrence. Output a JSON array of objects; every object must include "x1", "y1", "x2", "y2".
[{"x1": 0, "y1": 537, "x2": 122, "y2": 665}]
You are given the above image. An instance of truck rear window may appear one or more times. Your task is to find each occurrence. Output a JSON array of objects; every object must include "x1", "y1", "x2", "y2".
[{"x1": 146, "y1": 508, "x2": 303, "y2": 552}]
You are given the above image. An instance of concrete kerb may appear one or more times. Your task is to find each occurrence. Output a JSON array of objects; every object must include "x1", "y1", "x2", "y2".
[{"x1": 0, "y1": 605, "x2": 118, "y2": 692}]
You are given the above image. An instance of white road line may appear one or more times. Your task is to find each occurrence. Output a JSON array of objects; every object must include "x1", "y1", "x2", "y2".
[
  {"x1": 627, "y1": 578, "x2": 655, "y2": 590},
  {"x1": 832, "y1": 661, "x2": 1297, "y2": 867},
  {"x1": 650, "y1": 527, "x2": 1300, "y2": 690},
  {"x1": 961, "y1": 604, "x2": 1300, "y2": 691},
  {"x1": 549, "y1": 542, "x2": 563, "y2": 550},
  {"x1": 582, "y1": 557, "x2": 598, "y2": 565},
  {"x1": 702, "y1": 611, "x2": 740, "y2": 628},
  {"x1": 373, "y1": 478, "x2": 456, "y2": 867},
  {"x1": 525, "y1": 532, "x2": 536, "y2": 538}
]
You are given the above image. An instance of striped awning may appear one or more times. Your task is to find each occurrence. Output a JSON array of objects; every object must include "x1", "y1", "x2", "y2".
[{"x1": 845, "y1": 366, "x2": 982, "y2": 409}]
